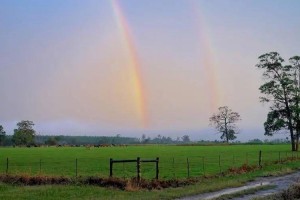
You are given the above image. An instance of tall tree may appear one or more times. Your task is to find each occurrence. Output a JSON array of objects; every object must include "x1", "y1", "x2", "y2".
[
  {"x1": 290, "y1": 56, "x2": 300, "y2": 150},
  {"x1": 256, "y1": 52, "x2": 300, "y2": 151},
  {"x1": 181, "y1": 135, "x2": 190, "y2": 143},
  {"x1": 12, "y1": 120, "x2": 36, "y2": 146},
  {"x1": 0, "y1": 125, "x2": 6, "y2": 145},
  {"x1": 209, "y1": 106, "x2": 241, "y2": 143}
]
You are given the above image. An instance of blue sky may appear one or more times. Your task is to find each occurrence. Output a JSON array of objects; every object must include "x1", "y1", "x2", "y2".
[{"x1": 1, "y1": 0, "x2": 300, "y2": 141}]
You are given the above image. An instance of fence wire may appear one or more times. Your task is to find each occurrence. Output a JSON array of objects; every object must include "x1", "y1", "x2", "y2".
[{"x1": 1, "y1": 150, "x2": 300, "y2": 179}]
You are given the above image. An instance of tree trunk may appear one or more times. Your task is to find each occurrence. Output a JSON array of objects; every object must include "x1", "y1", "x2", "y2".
[
  {"x1": 225, "y1": 118, "x2": 228, "y2": 143},
  {"x1": 291, "y1": 131, "x2": 296, "y2": 151},
  {"x1": 296, "y1": 130, "x2": 300, "y2": 151},
  {"x1": 283, "y1": 89, "x2": 296, "y2": 151}
]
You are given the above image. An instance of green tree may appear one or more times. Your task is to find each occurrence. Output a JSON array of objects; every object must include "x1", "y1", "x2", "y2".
[
  {"x1": 12, "y1": 120, "x2": 36, "y2": 146},
  {"x1": 209, "y1": 106, "x2": 241, "y2": 143},
  {"x1": 0, "y1": 125, "x2": 6, "y2": 145},
  {"x1": 256, "y1": 52, "x2": 300, "y2": 151},
  {"x1": 45, "y1": 136, "x2": 60, "y2": 146},
  {"x1": 181, "y1": 135, "x2": 190, "y2": 143}
]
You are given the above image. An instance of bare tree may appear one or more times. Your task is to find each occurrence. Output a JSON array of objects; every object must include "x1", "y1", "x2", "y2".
[{"x1": 209, "y1": 106, "x2": 241, "y2": 143}]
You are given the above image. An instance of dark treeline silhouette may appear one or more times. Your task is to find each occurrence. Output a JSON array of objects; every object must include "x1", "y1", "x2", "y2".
[
  {"x1": 1, "y1": 134, "x2": 192, "y2": 146},
  {"x1": 0, "y1": 135, "x2": 291, "y2": 146},
  {"x1": 35, "y1": 135, "x2": 140, "y2": 146}
]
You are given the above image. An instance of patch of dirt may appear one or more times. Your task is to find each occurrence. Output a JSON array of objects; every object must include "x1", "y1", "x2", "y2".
[{"x1": 177, "y1": 170, "x2": 300, "y2": 200}]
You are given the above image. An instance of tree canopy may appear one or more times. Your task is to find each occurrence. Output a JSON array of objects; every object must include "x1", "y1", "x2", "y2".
[
  {"x1": 12, "y1": 120, "x2": 36, "y2": 146},
  {"x1": 209, "y1": 106, "x2": 241, "y2": 143},
  {"x1": 0, "y1": 125, "x2": 6, "y2": 146},
  {"x1": 256, "y1": 52, "x2": 300, "y2": 151}
]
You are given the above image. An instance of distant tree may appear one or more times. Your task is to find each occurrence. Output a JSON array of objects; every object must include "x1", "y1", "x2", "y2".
[
  {"x1": 141, "y1": 134, "x2": 146, "y2": 143},
  {"x1": 209, "y1": 106, "x2": 241, "y2": 143},
  {"x1": 181, "y1": 135, "x2": 190, "y2": 143},
  {"x1": 45, "y1": 136, "x2": 60, "y2": 146},
  {"x1": 248, "y1": 139, "x2": 263, "y2": 144},
  {"x1": 12, "y1": 120, "x2": 36, "y2": 146},
  {"x1": 256, "y1": 52, "x2": 300, "y2": 151},
  {"x1": 0, "y1": 125, "x2": 6, "y2": 145}
]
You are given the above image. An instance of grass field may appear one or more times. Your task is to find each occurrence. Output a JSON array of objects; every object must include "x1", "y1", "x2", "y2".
[{"x1": 0, "y1": 144, "x2": 297, "y2": 179}]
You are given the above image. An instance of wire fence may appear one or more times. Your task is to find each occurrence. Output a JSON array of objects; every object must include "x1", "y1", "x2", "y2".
[{"x1": 1, "y1": 150, "x2": 300, "y2": 179}]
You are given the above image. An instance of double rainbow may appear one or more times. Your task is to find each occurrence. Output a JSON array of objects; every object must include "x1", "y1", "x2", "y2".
[
  {"x1": 110, "y1": 0, "x2": 221, "y2": 127},
  {"x1": 111, "y1": 0, "x2": 148, "y2": 128}
]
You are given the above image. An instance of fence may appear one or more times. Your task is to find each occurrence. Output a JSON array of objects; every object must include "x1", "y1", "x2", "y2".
[
  {"x1": 109, "y1": 157, "x2": 159, "y2": 180},
  {"x1": 1, "y1": 150, "x2": 300, "y2": 179}
]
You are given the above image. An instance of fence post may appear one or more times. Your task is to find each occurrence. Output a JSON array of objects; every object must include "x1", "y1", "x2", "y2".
[
  {"x1": 187, "y1": 158, "x2": 190, "y2": 178},
  {"x1": 172, "y1": 157, "x2": 175, "y2": 178},
  {"x1": 75, "y1": 158, "x2": 78, "y2": 177},
  {"x1": 259, "y1": 150, "x2": 262, "y2": 168},
  {"x1": 155, "y1": 157, "x2": 159, "y2": 179},
  {"x1": 219, "y1": 155, "x2": 221, "y2": 173},
  {"x1": 39, "y1": 159, "x2": 42, "y2": 173},
  {"x1": 202, "y1": 157, "x2": 205, "y2": 176},
  {"x1": 137, "y1": 157, "x2": 141, "y2": 181},
  {"x1": 6, "y1": 157, "x2": 8, "y2": 174},
  {"x1": 109, "y1": 158, "x2": 113, "y2": 177}
]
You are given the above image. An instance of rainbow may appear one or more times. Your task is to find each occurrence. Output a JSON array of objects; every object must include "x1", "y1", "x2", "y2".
[
  {"x1": 110, "y1": 0, "x2": 148, "y2": 128},
  {"x1": 190, "y1": 2, "x2": 222, "y2": 111}
]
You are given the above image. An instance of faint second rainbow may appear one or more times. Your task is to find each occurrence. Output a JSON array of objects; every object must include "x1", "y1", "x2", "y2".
[
  {"x1": 190, "y1": 1, "x2": 222, "y2": 112},
  {"x1": 110, "y1": 0, "x2": 148, "y2": 128}
]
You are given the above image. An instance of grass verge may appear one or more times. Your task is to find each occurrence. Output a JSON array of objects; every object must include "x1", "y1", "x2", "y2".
[{"x1": 0, "y1": 161, "x2": 300, "y2": 200}]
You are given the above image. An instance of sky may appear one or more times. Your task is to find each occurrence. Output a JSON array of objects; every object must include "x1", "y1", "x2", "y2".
[{"x1": 1, "y1": 0, "x2": 300, "y2": 141}]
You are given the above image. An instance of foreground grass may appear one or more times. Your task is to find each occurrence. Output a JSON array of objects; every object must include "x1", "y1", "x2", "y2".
[
  {"x1": 0, "y1": 177, "x2": 246, "y2": 200},
  {"x1": 0, "y1": 161, "x2": 300, "y2": 200},
  {"x1": 0, "y1": 144, "x2": 296, "y2": 179},
  {"x1": 1, "y1": 144, "x2": 300, "y2": 199}
]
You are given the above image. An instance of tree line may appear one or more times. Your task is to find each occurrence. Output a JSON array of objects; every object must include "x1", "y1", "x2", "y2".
[{"x1": 0, "y1": 121, "x2": 192, "y2": 146}]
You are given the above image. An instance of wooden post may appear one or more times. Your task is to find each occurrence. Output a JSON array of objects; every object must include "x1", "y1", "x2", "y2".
[
  {"x1": 75, "y1": 158, "x2": 78, "y2": 177},
  {"x1": 122, "y1": 162, "x2": 125, "y2": 179},
  {"x1": 187, "y1": 158, "x2": 190, "y2": 178},
  {"x1": 137, "y1": 157, "x2": 141, "y2": 181},
  {"x1": 155, "y1": 157, "x2": 159, "y2": 179},
  {"x1": 202, "y1": 157, "x2": 205, "y2": 176},
  {"x1": 279, "y1": 152, "x2": 281, "y2": 163},
  {"x1": 109, "y1": 158, "x2": 113, "y2": 177},
  {"x1": 172, "y1": 157, "x2": 175, "y2": 178},
  {"x1": 6, "y1": 157, "x2": 8, "y2": 174},
  {"x1": 219, "y1": 155, "x2": 221, "y2": 173},
  {"x1": 259, "y1": 150, "x2": 262, "y2": 168},
  {"x1": 39, "y1": 159, "x2": 42, "y2": 173}
]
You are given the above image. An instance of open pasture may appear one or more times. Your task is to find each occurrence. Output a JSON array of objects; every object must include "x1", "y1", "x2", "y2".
[{"x1": 0, "y1": 144, "x2": 295, "y2": 179}]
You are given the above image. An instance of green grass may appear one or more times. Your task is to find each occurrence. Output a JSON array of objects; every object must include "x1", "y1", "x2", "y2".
[
  {"x1": 0, "y1": 175, "x2": 262, "y2": 200},
  {"x1": 0, "y1": 144, "x2": 297, "y2": 179},
  {"x1": 0, "y1": 165, "x2": 299, "y2": 200},
  {"x1": 1, "y1": 144, "x2": 300, "y2": 199}
]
